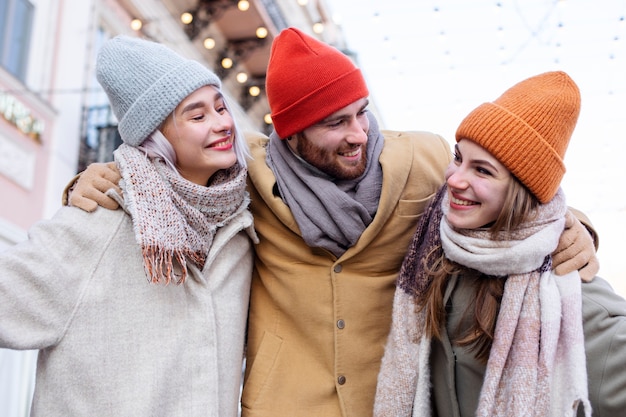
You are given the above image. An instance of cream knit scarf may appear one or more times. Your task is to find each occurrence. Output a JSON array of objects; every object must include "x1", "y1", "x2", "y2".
[
  {"x1": 440, "y1": 188, "x2": 591, "y2": 417},
  {"x1": 114, "y1": 144, "x2": 249, "y2": 284},
  {"x1": 375, "y1": 186, "x2": 591, "y2": 417}
]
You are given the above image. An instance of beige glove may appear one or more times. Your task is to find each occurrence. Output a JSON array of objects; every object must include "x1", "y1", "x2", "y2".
[
  {"x1": 67, "y1": 162, "x2": 122, "y2": 212},
  {"x1": 552, "y1": 209, "x2": 600, "y2": 282}
]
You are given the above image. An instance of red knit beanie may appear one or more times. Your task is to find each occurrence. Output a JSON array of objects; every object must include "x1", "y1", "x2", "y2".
[
  {"x1": 455, "y1": 71, "x2": 580, "y2": 204},
  {"x1": 265, "y1": 27, "x2": 369, "y2": 139}
]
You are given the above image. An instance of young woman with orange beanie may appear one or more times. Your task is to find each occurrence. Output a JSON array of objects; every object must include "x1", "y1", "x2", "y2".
[{"x1": 374, "y1": 71, "x2": 626, "y2": 417}]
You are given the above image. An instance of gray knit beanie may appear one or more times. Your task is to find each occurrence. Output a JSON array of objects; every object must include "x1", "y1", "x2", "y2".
[{"x1": 96, "y1": 35, "x2": 221, "y2": 147}]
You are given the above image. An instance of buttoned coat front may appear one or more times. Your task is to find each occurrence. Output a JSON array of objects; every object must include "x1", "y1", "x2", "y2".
[{"x1": 241, "y1": 130, "x2": 451, "y2": 417}]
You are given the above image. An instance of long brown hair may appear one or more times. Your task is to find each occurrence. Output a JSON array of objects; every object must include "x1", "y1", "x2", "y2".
[{"x1": 418, "y1": 178, "x2": 540, "y2": 363}]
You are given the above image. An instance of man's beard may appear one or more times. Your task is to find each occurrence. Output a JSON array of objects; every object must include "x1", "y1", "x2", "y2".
[{"x1": 296, "y1": 134, "x2": 368, "y2": 180}]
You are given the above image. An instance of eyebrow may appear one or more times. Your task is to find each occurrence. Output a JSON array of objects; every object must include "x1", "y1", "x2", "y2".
[
  {"x1": 475, "y1": 158, "x2": 501, "y2": 172},
  {"x1": 179, "y1": 91, "x2": 224, "y2": 115},
  {"x1": 456, "y1": 144, "x2": 502, "y2": 173}
]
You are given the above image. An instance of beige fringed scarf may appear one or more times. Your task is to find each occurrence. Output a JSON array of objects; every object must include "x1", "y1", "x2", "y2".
[
  {"x1": 375, "y1": 186, "x2": 591, "y2": 417},
  {"x1": 114, "y1": 144, "x2": 249, "y2": 285}
]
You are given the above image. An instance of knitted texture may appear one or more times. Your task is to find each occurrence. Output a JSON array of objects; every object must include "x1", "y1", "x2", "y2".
[
  {"x1": 265, "y1": 27, "x2": 369, "y2": 138},
  {"x1": 374, "y1": 187, "x2": 446, "y2": 415},
  {"x1": 442, "y1": 189, "x2": 589, "y2": 416},
  {"x1": 114, "y1": 143, "x2": 249, "y2": 284},
  {"x1": 455, "y1": 71, "x2": 580, "y2": 203},
  {"x1": 96, "y1": 36, "x2": 221, "y2": 147},
  {"x1": 374, "y1": 186, "x2": 591, "y2": 416}
]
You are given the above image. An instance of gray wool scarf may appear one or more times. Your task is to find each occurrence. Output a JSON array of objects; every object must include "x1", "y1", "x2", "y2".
[
  {"x1": 266, "y1": 111, "x2": 384, "y2": 257},
  {"x1": 114, "y1": 144, "x2": 249, "y2": 284}
]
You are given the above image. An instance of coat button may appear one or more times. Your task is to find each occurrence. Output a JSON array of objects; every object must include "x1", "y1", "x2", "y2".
[
  {"x1": 333, "y1": 264, "x2": 342, "y2": 273},
  {"x1": 337, "y1": 319, "x2": 345, "y2": 329},
  {"x1": 337, "y1": 375, "x2": 346, "y2": 385}
]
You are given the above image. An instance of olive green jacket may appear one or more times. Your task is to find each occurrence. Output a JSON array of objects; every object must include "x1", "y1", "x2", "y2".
[{"x1": 427, "y1": 274, "x2": 626, "y2": 417}]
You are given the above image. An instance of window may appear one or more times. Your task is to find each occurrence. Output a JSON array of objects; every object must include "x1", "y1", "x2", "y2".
[
  {"x1": 0, "y1": 0, "x2": 34, "y2": 81},
  {"x1": 77, "y1": 29, "x2": 122, "y2": 172}
]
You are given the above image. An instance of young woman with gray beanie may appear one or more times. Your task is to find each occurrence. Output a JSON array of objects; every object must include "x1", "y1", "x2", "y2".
[{"x1": 0, "y1": 35, "x2": 257, "y2": 417}]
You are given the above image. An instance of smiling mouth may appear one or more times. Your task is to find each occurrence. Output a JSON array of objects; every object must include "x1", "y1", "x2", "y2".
[
  {"x1": 451, "y1": 196, "x2": 478, "y2": 206},
  {"x1": 207, "y1": 139, "x2": 231, "y2": 149},
  {"x1": 340, "y1": 147, "x2": 360, "y2": 157}
]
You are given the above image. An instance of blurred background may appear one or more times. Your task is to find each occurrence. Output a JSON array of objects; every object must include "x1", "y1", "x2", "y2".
[{"x1": 0, "y1": 1, "x2": 624, "y2": 415}]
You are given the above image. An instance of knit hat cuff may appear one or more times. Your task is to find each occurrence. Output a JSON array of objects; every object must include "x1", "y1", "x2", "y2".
[
  {"x1": 118, "y1": 60, "x2": 221, "y2": 146},
  {"x1": 456, "y1": 102, "x2": 566, "y2": 203},
  {"x1": 271, "y1": 68, "x2": 368, "y2": 138}
]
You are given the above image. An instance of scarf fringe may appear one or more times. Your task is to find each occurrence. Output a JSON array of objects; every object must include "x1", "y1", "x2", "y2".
[
  {"x1": 114, "y1": 144, "x2": 248, "y2": 286},
  {"x1": 142, "y1": 246, "x2": 205, "y2": 285}
]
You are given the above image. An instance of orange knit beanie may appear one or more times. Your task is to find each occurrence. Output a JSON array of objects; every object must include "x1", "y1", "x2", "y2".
[
  {"x1": 265, "y1": 27, "x2": 369, "y2": 139},
  {"x1": 455, "y1": 71, "x2": 580, "y2": 203}
]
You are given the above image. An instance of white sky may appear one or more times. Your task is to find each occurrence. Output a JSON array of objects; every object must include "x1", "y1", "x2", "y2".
[{"x1": 327, "y1": 0, "x2": 626, "y2": 295}]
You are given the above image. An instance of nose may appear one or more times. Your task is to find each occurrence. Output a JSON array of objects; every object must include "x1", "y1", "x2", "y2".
[
  {"x1": 214, "y1": 111, "x2": 234, "y2": 134},
  {"x1": 346, "y1": 116, "x2": 368, "y2": 145},
  {"x1": 445, "y1": 165, "x2": 469, "y2": 190}
]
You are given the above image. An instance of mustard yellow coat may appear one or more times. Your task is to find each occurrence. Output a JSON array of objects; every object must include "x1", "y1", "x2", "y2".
[{"x1": 241, "y1": 130, "x2": 451, "y2": 417}]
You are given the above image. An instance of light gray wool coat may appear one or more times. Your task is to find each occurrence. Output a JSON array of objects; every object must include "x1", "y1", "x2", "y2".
[{"x1": 0, "y1": 202, "x2": 257, "y2": 417}]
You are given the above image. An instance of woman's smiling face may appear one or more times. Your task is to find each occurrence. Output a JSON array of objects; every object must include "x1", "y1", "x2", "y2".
[
  {"x1": 161, "y1": 85, "x2": 236, "y2": 185},
  {"x1": 444, "y1": 139, "x2": 513, "y2": 230}
]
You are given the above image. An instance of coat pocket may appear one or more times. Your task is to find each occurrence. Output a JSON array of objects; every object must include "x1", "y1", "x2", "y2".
[
  {"x1": 396, "y1": 196, "x2": 433, "y2": 218},
  {"x1": 241, "y1": 331, "x2": 283, "y2": 409}
]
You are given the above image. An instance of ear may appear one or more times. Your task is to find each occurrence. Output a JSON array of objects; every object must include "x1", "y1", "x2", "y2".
[{"x1": 285, "y1": 133, "x2": 300, "y2": 154}]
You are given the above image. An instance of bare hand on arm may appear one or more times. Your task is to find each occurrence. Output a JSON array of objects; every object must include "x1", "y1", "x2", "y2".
[
  {"x1": 69, "y1": 162, "x2": 122, "y2": 212},
  {"x1": 552, "y1": 209, "x2": 600, "y2": 282}
]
